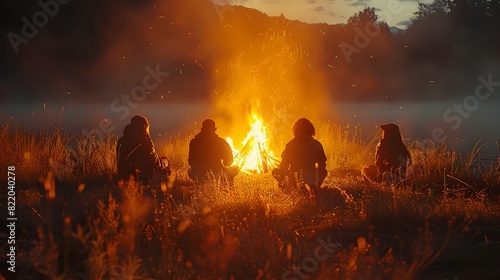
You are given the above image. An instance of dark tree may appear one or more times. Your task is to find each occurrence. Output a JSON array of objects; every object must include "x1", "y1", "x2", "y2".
[
  {"x1": 347, "y1": 7, "x2": 379, "y2": 26},
  {"x1": 409, "y1": 0, "x2": 451, "y2": 25},
  {"x1": 346, "y1": 7, "x2": 389, "y2": 35}
]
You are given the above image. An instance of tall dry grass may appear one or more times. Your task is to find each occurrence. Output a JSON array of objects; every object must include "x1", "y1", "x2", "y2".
[
  {"x1": 24, "y1": 176, "x2": 488, "y2": 279},
  {"x1": 317, "y1": 121, "x2": 373, "y2": 171},
  {"x1": 4, "y1": 119, "x2": 499, "y2": 279},
  {"x1": 0, "y1": 123, "x2": 117, "y2": 183},
  {"x1": 3, "y1": 118, "x2": 498, "y2": 196},
  {"x1": 1, "y1": 123, "x2": 73, "y2": 182},
  {"x1": 407, "y1": 139, "x2": 500, "y2": 194},
  {"x1": 71, "y1": 131, "x2": 118, "y2": 179}
]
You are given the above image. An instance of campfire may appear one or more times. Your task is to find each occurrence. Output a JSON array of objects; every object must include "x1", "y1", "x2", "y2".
[
  {"x1": 226, "y1": 114, "x2": 279, "y2": 173},
  {"x1": 214, "y1": 28, "x2": 305, "y2": 174}
]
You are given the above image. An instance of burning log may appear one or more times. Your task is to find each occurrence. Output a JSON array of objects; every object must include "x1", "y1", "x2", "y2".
[
  {"x1": 227, "y1": 115, "x2": 279, "y2": 174},
  {"x1": 258, "y1": 143, "x2": 269, "y2": 173}
]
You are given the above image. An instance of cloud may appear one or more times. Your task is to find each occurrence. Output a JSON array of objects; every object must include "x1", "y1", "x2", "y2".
[
  {"x1": 313, "y1": 6, "x2": 325, "y2": 12},
  {"x1": 218, "y1": 0, "x2": 250, "y2": 4},
  {"x1": 350, "y1": 0, "x2": 371, "y2": 7}
]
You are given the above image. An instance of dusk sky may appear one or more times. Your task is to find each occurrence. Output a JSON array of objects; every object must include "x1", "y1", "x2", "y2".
[{"x1": 212, "y1": 0, "x2": 433, "y2": 28}]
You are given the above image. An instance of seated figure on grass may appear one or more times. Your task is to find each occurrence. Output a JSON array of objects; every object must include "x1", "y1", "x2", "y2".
[
  {"x1": 188, "y1": 119, "x2": 239, "y2": 184},
  {"x1": 361, "y1": 123, "x2": 412, "y2": 186},
  {"x1": 116, "y1": 115, "x2": 170, "y2": 185},
  {"x1": 272, "y1": 118, "x2": 328, "y2": 198}
]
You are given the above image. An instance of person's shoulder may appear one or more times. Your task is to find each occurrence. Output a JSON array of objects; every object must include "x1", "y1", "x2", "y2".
[
  {"x1": 194, "y1": 131, "x2": 207, "y2": 139},
  {"x1": 284, "y1": 138, "x2": 296, "y2": 147},
  {"x1": 312, "y1": 138, "x2": 325, "y2": 148},
  {"x1": 305, "y1": 137, "x2": 321, "y2": 145},
  {"x1": 217, "y1": 135, "x2": 230, "y2": 144},
  {"x1": 137, "y1": 134, "x2": 153, "y2": 145},
  {"x1": 117, "y1": 133, "x2": 136, "y2": 144},
  {"x1": 190, "y1": 132, "x2": 205, "y2": 144}
]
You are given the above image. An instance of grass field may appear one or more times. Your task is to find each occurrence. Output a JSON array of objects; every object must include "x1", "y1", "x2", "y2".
[{"x1": 1, "y1": 121, "x2": 500, "y2": 279}]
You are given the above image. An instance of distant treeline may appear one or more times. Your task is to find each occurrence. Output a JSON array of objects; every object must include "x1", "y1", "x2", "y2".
[
  {"x1": 209, "y1": 0, "x2": 500, "y2": 102},
  {"x1": 0, "y1": 0, "x2": 499, "y2": 103}
]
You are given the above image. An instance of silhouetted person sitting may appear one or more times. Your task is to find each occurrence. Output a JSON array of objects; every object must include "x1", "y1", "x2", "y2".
[
  {"x1": 117, "y1": 115, "x2": 169, "y2": 184},
  {"x1": 362, "y1": 123, "x2": 412, "y2": 186},
  {"x1": 272, "y1": 118, "x2": 327, "y2": 197},
  {"x1": 188, "y1": 119, "x2": 238, "y2": 184}
]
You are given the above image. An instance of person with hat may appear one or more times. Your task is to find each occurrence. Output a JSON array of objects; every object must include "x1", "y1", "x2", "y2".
[
  {"x1": 188, "y1": 119, "x2": 238, "y2": 183},
  {"x1": 362, "y1": 123, "x2": 412, "y2": 186},
  {"x1": 116, "y1": 115, "x2": 170, "y2": 184}
]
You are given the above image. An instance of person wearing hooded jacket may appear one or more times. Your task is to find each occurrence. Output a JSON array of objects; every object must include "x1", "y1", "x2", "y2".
[
  {"x1": 116, "y1": 115, "x2": 169, "y2": 183},
  {"x1": 362, "y1": 123, "x2": 412, "y2": 186},
  {"x1": 273, "y1": 118, "x2": 327, "y2": 194}
]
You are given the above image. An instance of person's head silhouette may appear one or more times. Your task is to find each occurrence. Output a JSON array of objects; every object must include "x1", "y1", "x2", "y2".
[{"x1": 201, "y1": 119, "x2": 217, "y2": 133}]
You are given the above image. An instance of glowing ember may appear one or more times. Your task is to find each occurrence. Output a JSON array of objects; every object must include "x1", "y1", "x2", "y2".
[{"x1": 227, "y1": 114, "x2": 278, "y2": 173}]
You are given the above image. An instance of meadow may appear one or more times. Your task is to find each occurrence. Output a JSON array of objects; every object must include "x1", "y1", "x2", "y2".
[{"x1": 1, "y1": 120, "x2": 500, "y2": 280}]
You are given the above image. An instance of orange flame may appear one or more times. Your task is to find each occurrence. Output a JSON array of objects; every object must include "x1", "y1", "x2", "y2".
[{"x1": 227, "y1": 114, "x2": 278, "y2": 173}]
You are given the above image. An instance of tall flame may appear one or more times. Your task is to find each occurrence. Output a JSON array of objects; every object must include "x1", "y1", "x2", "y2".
[
  {"x1": 214, "y1": 24, "x2": 328, "y2": 173},
  {"x1": 227, "y1": 114, "x2": 278, "y2": 173}
]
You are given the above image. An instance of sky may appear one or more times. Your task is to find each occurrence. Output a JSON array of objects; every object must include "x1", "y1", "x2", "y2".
[
  {"x1": 0, "y1": 0, "x2": 499, "y2": 151},
  {"x1": 213, "y1": 0, "x2": 433, "y2": 29}
]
